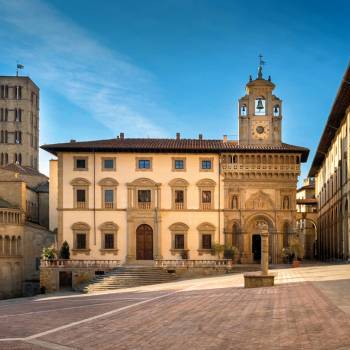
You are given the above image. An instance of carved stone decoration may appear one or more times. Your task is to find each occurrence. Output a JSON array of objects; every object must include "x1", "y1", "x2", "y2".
[{"x1": 245, "y1": 191, "x2": 274, "y2": 210}]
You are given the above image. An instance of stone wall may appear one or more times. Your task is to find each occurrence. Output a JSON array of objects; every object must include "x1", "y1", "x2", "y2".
[{"x1": 40, "y1": 266, "x2": 115, "y2": 293}]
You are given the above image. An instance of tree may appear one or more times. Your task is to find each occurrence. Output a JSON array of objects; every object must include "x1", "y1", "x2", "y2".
[{"x1": 59, "y1": 241, "x2": 70, "y2": 259}]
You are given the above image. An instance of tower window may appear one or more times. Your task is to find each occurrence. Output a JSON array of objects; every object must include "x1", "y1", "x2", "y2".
[
  {"x1": 255, "y1": 97, "x2": 266, "y2": 115},
  {"x1": 273, "y1": 104, "x2": 280, "y2": 117},
  {"x1": 240, "y1": 104, "x2": 247, "y2": 116}
]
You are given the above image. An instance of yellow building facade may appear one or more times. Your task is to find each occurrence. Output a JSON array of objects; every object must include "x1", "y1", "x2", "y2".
[
  {"x1": 309, "y1": 62, "x2": 350, "y2": 261},
  {"x1": 43, "y1": 66, "x2": 308, "y2": 265}
]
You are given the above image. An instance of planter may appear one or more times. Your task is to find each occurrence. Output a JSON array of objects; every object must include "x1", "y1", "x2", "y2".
[{"x1": 292, "y1": 260, "x2": 301, "y2": 268}]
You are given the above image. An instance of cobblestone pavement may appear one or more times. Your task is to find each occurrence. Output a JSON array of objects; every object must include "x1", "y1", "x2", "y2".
[{"x1": 1, "y1": 264, "x2": 350, "y2": 350}]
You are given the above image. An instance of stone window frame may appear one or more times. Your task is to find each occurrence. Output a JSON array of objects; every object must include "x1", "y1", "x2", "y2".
[
  {"x1": 169, "y1": 222, "x2": 189, "y2": 255},
  {"x1": 172, "y1": 157, "x2": 186, "y2": 172},
  {"x1": 127, "y1": 178, "x2": 161, "y2": 210},
  {"x1": 99, "y1": 221, "x2": 119, "y2": 255},
  {"x1": 136, "y1": 157, "x2": 153, "y2": 171},
  {"x1": 197, "y1": 178, "x2": 216, "y2": 210},
  {"x1": 71, "y1": 222, "x2": 91, "y2": 255},
  {"x1": 71, "y1": 178, "x2": 91, "y2": 209},
  {"x1": 73, "y1": 156, "x2": 89, "y2": 171},
  {"x1": 197, "y1": 222, "x2": 216, "y2": 254},
  {"x1": 98, "y1": 178, "x2": 119, "y2": 209},
  {"x1": 199, "y1": 157, "x2": 214, "y2": 172},
  {"x1": 169, "y1": 178, "x2": 189, "y2": 210},
  {"x1": 101, "y1": 157, "x2": 116, "y2": 171}
]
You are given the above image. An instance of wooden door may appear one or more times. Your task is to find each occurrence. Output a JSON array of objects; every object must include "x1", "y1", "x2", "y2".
[{"x1": 136, "y1": 224, "x2": 153, "y2": 260}]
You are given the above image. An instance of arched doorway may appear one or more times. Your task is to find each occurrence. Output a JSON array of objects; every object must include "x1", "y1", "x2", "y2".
[
  {"x1": 244, "y1": 214, "x2": 276, "y2": 264},
  {"x1": 136, "y1": 224, "x2": 153, "y2": 260}
]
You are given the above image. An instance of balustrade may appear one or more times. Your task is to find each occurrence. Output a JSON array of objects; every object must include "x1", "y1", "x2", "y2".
[
  {"x1": 154, "y1": 259, "x2": 232, "y2": 268},
  {"x1": 0, "y1": 208, "x2": 24, "y2": 225},
  {"x1": 41, "y1": 259, "x2": 121, "y2": 268}
]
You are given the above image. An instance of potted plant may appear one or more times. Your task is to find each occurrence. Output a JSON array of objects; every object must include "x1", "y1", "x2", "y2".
[
  {"x1": 59, "y1": 241, "x2": 70, "y2": 260},
  {"x1": 289, "y1": 237, "x2": 304, "y2": 268},
  {"x1": 281, "y1": 247, "x2": 292, "y2": 264},
  {"x1": 212, "y1": 243, "x2": 225, "y2": 258},
  {"x1": 41, "y1": 245, "x2": 57, "y2": 265},
  {"x1": 224, "y1": 246, "x2": 240, "y2": 264}
]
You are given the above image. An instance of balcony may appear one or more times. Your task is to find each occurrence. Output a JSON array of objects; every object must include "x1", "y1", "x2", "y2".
[
  {"x1": 104, "y1": 202, "x2": 114, "y2": 209},
  {"x1": 0, "y1": 208, "x2": 24, "y2": 225},
  {"x1": 76, "y1": 201, "x2": 87, "y2": 209},
  {"x1": 201, "y1": 203, "x2": 212, "y2": 210},
  {"x1": 221, "y1": 163, "x2": 300, "y2": 173},
  {"x1": 138, "y1": 202, "x2": 151, "y2": 210},
  {"x1": 174, "y1": 202, "x2": 184, "y2": 210}
]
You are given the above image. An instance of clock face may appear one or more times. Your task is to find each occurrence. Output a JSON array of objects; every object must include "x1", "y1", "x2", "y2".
[
  {"x1": 252, "y1": 121, "x2": 270, "y2": 140},
  {"x1": 256, "y1": 126, "x2": 265, "y2": 134}
]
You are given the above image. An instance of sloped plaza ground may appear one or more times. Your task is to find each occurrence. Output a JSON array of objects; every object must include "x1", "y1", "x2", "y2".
[{"x1": 1, "y1": 264, "x2": 350, "y2": 350}]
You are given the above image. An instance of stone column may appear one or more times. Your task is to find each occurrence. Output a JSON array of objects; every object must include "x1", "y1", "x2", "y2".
[{"x1": 261, "y1": 228, "x2": 269, "y2": 276}]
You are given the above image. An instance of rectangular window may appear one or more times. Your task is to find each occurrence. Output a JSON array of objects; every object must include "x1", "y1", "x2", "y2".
[
  {"x1": 175, "y1": 190, "x2": 184, "y2": 203},
  {"x1": 104, "y1": 233, "x2": 114, "y2": 249},
  {"x1": 103, "y1": 158, "x2": 115, "y2": 170},
  {"x1": 76, "y1": 189, "x2": 86, "y2": 208},
  {"x1": 174, "y1": 159, "x2": 184, "y2": 169},
  {"x1": 138, "y1": 159, "x2": 151, "y2": 169},
  {"x1": 76, "y1": 233, "x2": 86, "y2": 249},
  {"x1": 202, "y1": 234, "x2": 212, "y2": 249},
  {"x1": 104, "y1": 189, "x2": 114, "y2": 208},
  {"x1": 202, "y1": 191, "x2": 211, "y2": 203},
  {"x1": 201, "y1": 160, "x2": 212, "y2": 170},
  {"x1": 174, "y1": 234, "x2": 185, "y2": 250},
  {"x1": 138, "y1": 190, "x2": 151, "y2": 203},
  {"x1": 75, "y1": 158, "x2": 87, "y2": 170}
]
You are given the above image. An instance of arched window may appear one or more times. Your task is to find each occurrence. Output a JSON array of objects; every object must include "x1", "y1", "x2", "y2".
[
  {"x1": 273, "y1": 104, "x2": 280, "y2": 117},
  {"x1": 283, "y1": 222, "x2": 290, "y2": 248},
  {"x1": 240, "y1": 104, "x2": 247, "y2": 116},
  {"x1": 232, "y1": 222, "x2": 240, "y2": 248},
  {"x1": 255, "y1": 96, "x2": 266, "y2": 115},
  {"x1": 4, "y1": 236, "x2": 10, "y2": 255}
]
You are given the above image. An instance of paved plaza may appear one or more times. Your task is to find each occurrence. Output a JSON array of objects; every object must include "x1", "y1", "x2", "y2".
[{"x1": 1, "y1": 264, "x2": 350, "y2": 350}]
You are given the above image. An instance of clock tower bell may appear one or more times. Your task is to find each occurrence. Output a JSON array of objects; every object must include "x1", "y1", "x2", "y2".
[{"x1": 238, "y1": 57, "x2": 282, "y2": 145}]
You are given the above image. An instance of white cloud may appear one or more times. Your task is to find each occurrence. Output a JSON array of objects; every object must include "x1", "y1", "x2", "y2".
[{"x1": 0, "y1": 0, "x2": 169, "y2": 139}]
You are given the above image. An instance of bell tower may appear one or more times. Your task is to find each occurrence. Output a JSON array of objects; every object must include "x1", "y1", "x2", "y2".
[{"x1": 238, "y1": 56, "x2": 282, "y2": 145}]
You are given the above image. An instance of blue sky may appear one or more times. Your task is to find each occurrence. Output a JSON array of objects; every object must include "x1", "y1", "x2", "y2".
[{"x1": 0, "y1": 0, "x2": 349, "y2": 181}]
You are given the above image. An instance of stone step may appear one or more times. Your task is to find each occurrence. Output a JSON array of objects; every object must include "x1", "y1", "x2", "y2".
[{"x1": 77, "y1": 266, "x2": 179, "y2": 293}]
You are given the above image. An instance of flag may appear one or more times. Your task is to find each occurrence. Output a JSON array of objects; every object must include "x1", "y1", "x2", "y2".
[{"x1": 17, "y1": 64, "x2": 24, "y2": 69}]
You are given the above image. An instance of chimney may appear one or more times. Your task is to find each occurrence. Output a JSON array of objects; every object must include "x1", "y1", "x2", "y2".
[
  {"x1": 198, "y1": 134, "x2": 203, "y2": 140},
  {"x1": 223, "y1": 135, "x2": 228, "y2": 143},
  {"x1": 176, "y1": 132, "x2": 180, "y2": 140},
  {"x1": 70, "y1": 139, "x2": 76, "y2": 143},
  {"x1": 120, "y1": 132, "x2": 124, "y2": 140}
]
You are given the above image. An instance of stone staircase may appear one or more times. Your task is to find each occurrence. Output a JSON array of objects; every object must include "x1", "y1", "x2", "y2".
[{"x1": 77, "y1": 266, "x2": 178, "y2": 293}]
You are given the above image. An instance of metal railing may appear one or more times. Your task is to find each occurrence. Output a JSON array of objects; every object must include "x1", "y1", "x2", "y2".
[
  {"x1": 41, "y1": 259, "x2": 121, "y2": 268},
  {"x1": 154, "y1": 259, "x2": 233, "y2": 268}
]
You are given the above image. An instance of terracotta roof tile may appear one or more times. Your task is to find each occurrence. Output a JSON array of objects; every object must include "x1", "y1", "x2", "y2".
[{"x1": 41, "y1": 138, "x2": 309, "y2": 162}]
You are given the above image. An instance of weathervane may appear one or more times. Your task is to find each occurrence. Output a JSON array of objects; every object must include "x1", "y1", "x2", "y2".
[
  {"x1": 257, "y1": 54, "x2": 265, "y2": 79},
  {"x1": 16, "y1": 63, "x2": 24, "y2": 77}
]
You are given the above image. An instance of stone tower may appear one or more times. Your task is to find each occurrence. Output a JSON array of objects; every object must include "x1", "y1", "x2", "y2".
[
  {"x1": 0, "y1": 76, "x2": 39, "y2": 169},
  {"x1": 238, "y1": 61, "x2": 282, "y2": 145}
]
